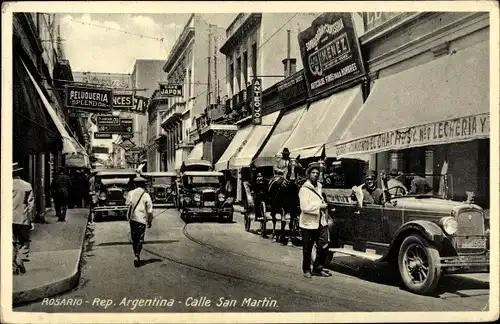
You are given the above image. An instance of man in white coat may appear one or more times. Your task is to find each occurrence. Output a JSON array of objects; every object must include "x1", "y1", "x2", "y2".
[{"x1": 299, "y1": 162, "x2": 332, "y2": 278}]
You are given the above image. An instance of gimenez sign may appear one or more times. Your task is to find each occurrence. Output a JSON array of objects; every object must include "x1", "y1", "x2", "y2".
[
  {"x1": 335, "y1": 113, "x2": 490, "y2": 157},
  {"x1": 65, "y1": 85, "x2": 113, "y2": 112}
]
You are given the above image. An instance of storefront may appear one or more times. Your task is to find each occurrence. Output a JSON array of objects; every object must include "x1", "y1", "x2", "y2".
[{"x1": 331, "y1": 15, "x2": 490, "y2": 208}]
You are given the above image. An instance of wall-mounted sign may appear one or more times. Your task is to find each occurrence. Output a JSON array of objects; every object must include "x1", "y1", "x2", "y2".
[
  {"x1": 159, "y1": 84, "x2": 183, "y2": 97},
  {"x1": 113, "y1": 94, "x2": 134, "y2": 109},
  {"x1": 363, "y1": 12, "x2": 402, "y2": 32},
  {"x1": 335, "y1": 113, "x2": 490, "y2": 157},
  {"x1": 119, "y1": 138, "x2": 136, "y2": 151},
  {"x1": 65, "y1": 85, "x2": 113, "y2": 112},
  {"x1": 69, "y1": 109, "x2": 91, "y2": 118},
  {"x1": 92, "y1": 146, "x2": 109, "y2": 154},
  {"x1": 97, "y1": 116, "x2": 120, "y2": 125},
  {"x1": 97, "y1": 118, "x2": 134, "y2": 134},
  {"x1": 73, "y1": 72, "x2": 132, "y2": 89},
  {"x1": 131, "y1": 96, "x2": 149, "y2": 114},
  {"x1": 94, "y1": 132, "x2": 113, "y2": 139},
  {"x1": 298, "y1": 13, "x2": 365, "y2": 97},
  {"x1": 277, "y1": 71, "x2": 308, "y2": 107},
  {"x1": 251, "y1": 78, "x2": 262, "y2": 125}
]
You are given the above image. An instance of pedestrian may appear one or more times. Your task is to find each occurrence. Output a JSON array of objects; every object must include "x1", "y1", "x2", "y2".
[
  {"x1": 125, "y1": 176, "x2": 154, "y2": 267},
  {"x1": 298, "y1": 162, "x2": 332, "y2": 278},
  {"x1": 88, "y1": 170, "x2": 97, "y2": 225},
  {"x1": 12, "y1": 162, "x2": 34, "y2": 275},
  {"x1": 50, "y1": 167, "x2": 72, "y2": 221}
]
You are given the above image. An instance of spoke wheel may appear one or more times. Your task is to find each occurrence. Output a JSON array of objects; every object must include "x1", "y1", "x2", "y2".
[{"x1": 398, "y1": 234, "x2": 441, "y2": 295}]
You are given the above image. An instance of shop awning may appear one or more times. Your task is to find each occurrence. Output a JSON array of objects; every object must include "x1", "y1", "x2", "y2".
[
  {"x1": 214, "y1": 124, "x2": 253, "y2": 171},
  {"x1": 281, "y1": 85, "x2": 364, "y2": 159},
  {"x1": 228, "y1": 111, "x2": 280, "y2": 169},
  {"x1": 187, "y1": 142, "x2": 204, "y2": 161},
  {"x1": 22, "y1": 59, "x2": 79, "y2": 155},
  {"x1": 253, "y1": 105, "x2": 307, "y2": 167},
  {"x1": 332, "y1": 41, "x2": 490, "y2": 158}
]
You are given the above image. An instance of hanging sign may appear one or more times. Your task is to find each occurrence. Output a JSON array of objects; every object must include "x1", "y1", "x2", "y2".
[
  {"x1": 94, "y1": 132, "x2": 113, "y2": 139},
  {"x1": 119, "y1": 138, "x2": 136, "y2": 151},
  {"x1": 159, "y1": 84, "x2": 183, "y2": 97},
  {"x1": 298, "y1": 13, "x2": 365, "y2": 97},
  {"x1": 65, "y1": 85, "x2": 113, "y2": 112},
  {"x1": 96, "y1": 118, "x2": 134, "y2": 134},
  {"x1": 97, "y1": 116, "x2": 120, "y2": 125},
  {"x1": 113, "y1": 94, "x2": 134, "y2": 109},
  {"x1": 251, "y1": 78, "x2": 262, "y2": 125}
]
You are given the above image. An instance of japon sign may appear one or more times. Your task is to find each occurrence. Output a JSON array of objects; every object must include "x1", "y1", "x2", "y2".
[
  {"x1": 65, "y1": 85, "x2": 113, "y2": 112},
  {"x1": 298, "y1": 13, "x2": 365, "y2": 97},
  {"x1": 335, "y1": 113, "x2": 490, "y2": 156},
  {"x1": 159, "y1": 84, "x2": 183, "y2": 97},
  {"x1": 251, "y1": 78, "x2": 262, "y2": 125}
]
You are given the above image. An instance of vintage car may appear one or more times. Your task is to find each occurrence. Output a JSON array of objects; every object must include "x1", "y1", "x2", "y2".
[
  {"x1": 142, "y1": 171, "x2": 178, "y2": 208},
  {"x1": 92, "y1": 169, "x2": 137, "y2": 221},
  {"x1": 178, "y1": 171, "x2": 234, "y2": 223},
  {"x1": 323, "y1": 159, "x2": 490, "y2": 295}
]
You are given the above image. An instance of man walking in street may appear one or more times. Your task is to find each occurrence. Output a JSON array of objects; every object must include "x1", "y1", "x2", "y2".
[
  {"x1": 51, "y1": 167, "x2": 72, "y2": 221},
  {"x1": 125, "y1": 176, "x2": 154, "y2": 267},
  {"x1": 298, "y1": 162, "x2": 332, "y2": 278},
  {"x1": 13, "y1": 162, "x2": 34, "y2": 275}
]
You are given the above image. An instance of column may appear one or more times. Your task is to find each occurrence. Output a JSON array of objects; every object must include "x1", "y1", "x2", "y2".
[
  {"x1": 236, "y1": 169, "x2": 242, "y2": 202},
  {"x1": 390, "y1": 152, "x2": 403, "y2": 171},
  {"x1": 425, "y1": 149, "x2": 434, "y2": 185}
]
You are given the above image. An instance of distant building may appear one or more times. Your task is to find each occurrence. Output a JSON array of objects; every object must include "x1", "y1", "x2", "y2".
[{"x1": 158, "y1": 14, "x2": 229, "y2": 171}]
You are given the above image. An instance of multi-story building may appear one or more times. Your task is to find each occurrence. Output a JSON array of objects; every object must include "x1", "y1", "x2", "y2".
[
  {"x1": 159, "y1": 14, "x2": 229, "y2": 171},
  {"x1": 13, "y1": 13, "x2": 84, "y2": 220}
]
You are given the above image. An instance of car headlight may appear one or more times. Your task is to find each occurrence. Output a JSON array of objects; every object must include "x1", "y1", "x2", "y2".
[
  {"x1": 184, "y1": 196, "x2": 192, "y2": 204},
  {"x1": 167, "y1": 188, "x2": 172, "y2": 194},
  {"x1": 122, "y1": 191, "x2": 128, "y2": 198},
  {"x1": 99, "y1": 192, "x2": 107, "y2": 200},
  {"x1": 440, "y1": 216, "x2": 458, "y2": 235},
  {"x1": 194, "y1": 193, "x2": 201, "y2": 202},
  {"x1": 218, "y1": 193, "x2": 226, "y2": 202}
]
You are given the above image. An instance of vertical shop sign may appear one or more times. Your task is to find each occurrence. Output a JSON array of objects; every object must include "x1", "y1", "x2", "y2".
[
  {"x1": 298, "y1": 12, "x2": 365, "y2": 97},
  {"x1": 251, "y1": 78, "x2": 262, "y2": 125}
]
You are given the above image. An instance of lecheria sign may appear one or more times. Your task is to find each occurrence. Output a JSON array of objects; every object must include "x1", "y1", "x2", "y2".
[{"x1": 335, "y1": 113, "x2": 490, "y2": 156}]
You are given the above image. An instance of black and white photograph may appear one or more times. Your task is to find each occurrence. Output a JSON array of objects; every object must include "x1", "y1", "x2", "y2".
[{"x1": 1, "y1": 1, "x2": 499, "y2": 323}]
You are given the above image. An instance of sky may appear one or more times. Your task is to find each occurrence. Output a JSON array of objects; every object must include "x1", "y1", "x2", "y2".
[{"x1": 59, "y1": 13, "x2": 237, "y2": 74}]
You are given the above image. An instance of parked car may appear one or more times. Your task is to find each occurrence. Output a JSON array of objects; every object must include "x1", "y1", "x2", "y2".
[
  {"x1": 92, "y1": 169, "x2": 137, "y2": 221},
  {"x1": 142, "y1": 171, "x2": 178, "y2": 208},
  {"x1": 323, "y1": 159, "x2": 490, "y2": 295},
  {"x1": 178, "y1": 171, "x2": 234, "y2": 223}
]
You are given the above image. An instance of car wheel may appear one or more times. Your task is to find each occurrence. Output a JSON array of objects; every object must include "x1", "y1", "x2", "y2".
[
  {"x1": 398, "y1": 234, "x2": 441, "y2": 295},
  {"x1": 94, "y1": 211, "x2": 102, "y2": 222},
  {"x1": 227, "y1": 213, "x2": 234, "y2": 223},
  {"x1": 244, "y1": 212, "x2": 251, "y2": 231},
  {"x1": 183, "y1": 212, "x2": 192, "y2": 224}
]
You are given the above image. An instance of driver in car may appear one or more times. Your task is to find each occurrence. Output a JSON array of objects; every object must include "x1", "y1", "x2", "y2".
[
  {"x1": 387, "y1": 168, "x2": 408, "y2": 197},
  {"x1": 351, "y1": 170, "x2": 384, "y2": 205}
]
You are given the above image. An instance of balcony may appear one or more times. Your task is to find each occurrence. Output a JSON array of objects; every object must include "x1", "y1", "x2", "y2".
[
  {"x1": 208, "y1": 103, "x2": 226, "y2": 122},
  {"x1": 160, "y1": 99, "x2": 186, "y2": 128}
]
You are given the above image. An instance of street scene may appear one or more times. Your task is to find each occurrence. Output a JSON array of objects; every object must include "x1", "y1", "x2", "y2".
[{"x1": 5, "y1": 3, "x2": 498, "y2": 322}]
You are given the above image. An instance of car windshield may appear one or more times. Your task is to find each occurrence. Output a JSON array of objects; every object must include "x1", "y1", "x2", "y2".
[
  {"x1": 151, "y1": 177, "x2": 172, "y2": 185},
  {"x1": 101, "y1": 178, "x2": 130, "y2": 185},
  {"x1": 184, "y1": 176, "x2": 221, "y2": 186}
]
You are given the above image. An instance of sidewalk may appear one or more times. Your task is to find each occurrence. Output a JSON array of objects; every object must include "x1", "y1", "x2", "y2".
[{"x1": 13, "y1": 208, "x2": 90, "y2": 305}]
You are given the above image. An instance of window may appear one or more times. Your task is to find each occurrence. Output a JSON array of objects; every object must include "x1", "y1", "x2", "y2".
[
  {"x1": 251, "y1": 43, "x2": 257, "y2": 78},
  {"x1": 236, "y1": 57, "x2": 242, "y2": 92},
  {"x1": 243, "y1": 51, "x2": 248, "y2": 87},
  {"x1": 229, "y1": 63, "x2": 234, "y2": 96}
]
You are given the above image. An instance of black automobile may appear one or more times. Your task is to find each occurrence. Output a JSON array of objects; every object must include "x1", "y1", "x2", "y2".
[{"x1": 142, "y1": 171, "x2": 178, "y2": 208}]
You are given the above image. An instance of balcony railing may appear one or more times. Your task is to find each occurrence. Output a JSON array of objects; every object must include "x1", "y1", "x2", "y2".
[
  {"x1": 225, "y1": 98, "x2": 232, "y2": 114},
  {"x1": 161, "y1": 100, "x2": 185, "y2": 126}
]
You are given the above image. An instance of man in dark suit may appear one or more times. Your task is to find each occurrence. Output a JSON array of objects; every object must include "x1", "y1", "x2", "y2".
[
  {"x1": 410, "y1": 174, "x2": 433, "y2": 194},
  {"x1": 51, "y1": 167, "x2": 72, "y2": 221}
]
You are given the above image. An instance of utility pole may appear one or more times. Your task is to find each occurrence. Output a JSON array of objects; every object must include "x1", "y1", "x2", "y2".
[
  {"x1": 214, "y1": 28, "x2": 219, "y2": 103},
  {"x1": 207, "y1": 24, "x2": 212, "y2": 106},
  {"x1": 286, "y1": 29, "x2": 291, "y2": 77}
]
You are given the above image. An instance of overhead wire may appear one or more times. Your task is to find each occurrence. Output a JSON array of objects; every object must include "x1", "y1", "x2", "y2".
[
  {"x1": 190, "y1": 12, "x2": 300, "y2": 104},
  {"x1": 69, "y1": 18, "x2": 164, "y2": 42}
]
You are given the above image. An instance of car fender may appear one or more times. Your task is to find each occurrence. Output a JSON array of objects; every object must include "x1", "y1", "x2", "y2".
[{"x1": 382, "y1": 220, "x2": 445, "y2": 262}]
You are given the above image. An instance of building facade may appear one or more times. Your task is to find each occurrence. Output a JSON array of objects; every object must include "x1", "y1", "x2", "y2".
[
  {"x1": 159, "y1": 14, "x2": 228, "y2": 171},
  {"x1": 13, "y1": 13, "x2": 84, "y2": 220}
]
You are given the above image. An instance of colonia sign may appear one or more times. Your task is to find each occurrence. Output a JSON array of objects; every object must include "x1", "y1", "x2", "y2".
[{"x1": 251, "y1": 78, "x2": 262, "y2": 125}]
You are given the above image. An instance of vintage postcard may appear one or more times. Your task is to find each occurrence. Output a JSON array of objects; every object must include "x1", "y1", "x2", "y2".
[{"x1": 1, "y1": 1, "x2": 499, "y2": 323}]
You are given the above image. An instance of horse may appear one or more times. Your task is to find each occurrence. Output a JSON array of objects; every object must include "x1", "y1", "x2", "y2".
[{"x1": 266, "y1": 156, "x2": 305, "y2": 245}]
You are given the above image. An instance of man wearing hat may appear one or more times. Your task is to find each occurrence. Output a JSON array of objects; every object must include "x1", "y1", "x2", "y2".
[
  {"x1": 50, "y1": 167, "x2": 72, "y2": 221},
  {"x1": 387, "y1": 168, "x2": 408, "y2": 197},
  {"x1": 125, "y1": 175, "x2": 154, "y2": 267},
  {"x1": 12, "y1": 162, "x2": 34, "y2": 274},
  {"x1": 351, "y1": 170, "x2": 384, "y2": 205},
  {"x1": 273, "y1": 147, "x2": 291, "y2": 177},
  {"x1": 298, "y1": 162, "x2": 332, "y2": 278}
]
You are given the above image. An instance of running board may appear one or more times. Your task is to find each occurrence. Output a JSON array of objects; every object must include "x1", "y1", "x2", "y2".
[
  {"x1": 329, "y1": 246, "x2": 383, "y2": 261},
  {"x1": 249, "y1": 214, "x2": 291, "y2": 221}
]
